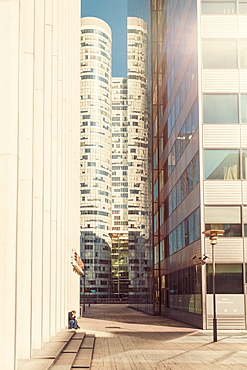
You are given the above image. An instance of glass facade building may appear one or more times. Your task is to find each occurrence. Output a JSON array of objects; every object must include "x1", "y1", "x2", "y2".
[
  {"x1": 127, "y1": 16, "x2": 153, "y2": 313},
  {"x1": 151, "y1": 0, "x2": 247, "y2": 329},
  {"x1": 80, "y1": 15, "x2": 152, "y2": 306},
  {"x1": 80, "y1": 17, "x2": 112, "y2": 298}
]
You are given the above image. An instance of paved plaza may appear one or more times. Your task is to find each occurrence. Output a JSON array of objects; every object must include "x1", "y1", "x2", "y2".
[{"x1": 78, "y1": 304, "x2": 247, "y2": 370}]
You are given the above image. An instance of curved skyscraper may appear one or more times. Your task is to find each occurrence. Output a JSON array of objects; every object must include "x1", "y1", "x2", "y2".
[
  {"x1": 80, "y1": 17, "x2": 112, "y2": 298},
  {"x1": 127, "y1": 17, "x2": 152, "y2": 308}
]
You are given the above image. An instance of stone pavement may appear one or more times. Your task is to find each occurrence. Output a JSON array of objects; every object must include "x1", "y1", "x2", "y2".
[{"x1": 77, "y1": 304, "x2": 247, "y2": 370}]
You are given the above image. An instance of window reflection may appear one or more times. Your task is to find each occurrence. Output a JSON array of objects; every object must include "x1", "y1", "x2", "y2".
[
  {"x1": 203, "y1": 94, "x2": 238, "y2": 124},
  {"x1": 169, "y1": 153, "x2": 199, "y2": 215},
  {"x1": 168, "y1": 207, "x2": 200, "y2": 255},
  {"x1": 207, "y1": 264, "x2": 243, "y2": 294},
  {"x1": 204, "y1": 149, "x2": 240, "y2": 179},
  {"x1": 205, "y1": 223, "x2": 241, "y2": 237}
]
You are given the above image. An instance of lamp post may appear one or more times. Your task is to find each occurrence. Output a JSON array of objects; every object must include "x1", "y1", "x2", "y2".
[
  {"x1": 83, "y1": 274, "x2": 86, "y2": 314},
  {"x1": 202, "y1": 229, "x2": 225, "y2": 342}
]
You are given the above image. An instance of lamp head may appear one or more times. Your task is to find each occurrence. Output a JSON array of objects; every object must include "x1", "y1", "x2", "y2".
[{"x1": 202, "y1": 229, "x2": 225, "y2": 238}]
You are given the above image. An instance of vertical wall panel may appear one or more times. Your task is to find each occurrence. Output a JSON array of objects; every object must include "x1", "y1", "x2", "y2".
[
  {"x1": 31, "y1": 0, "x2": 45, "y2": 351},
  {"x1": 0, "y1": 0, "x2": 80, "y2": 367},
  {"x1": 16, "y1": 0, "x2": 34, "y2": 359}
]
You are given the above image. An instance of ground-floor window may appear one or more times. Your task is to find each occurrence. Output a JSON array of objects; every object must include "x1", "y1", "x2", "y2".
[{"x1": 206, "y1": 264, "x2": 243, "y2": 294}]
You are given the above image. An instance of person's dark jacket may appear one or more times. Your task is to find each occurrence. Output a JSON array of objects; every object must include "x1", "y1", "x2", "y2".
[{"x1": 68, "y1": 311, "x2": 76, "y2": 322}]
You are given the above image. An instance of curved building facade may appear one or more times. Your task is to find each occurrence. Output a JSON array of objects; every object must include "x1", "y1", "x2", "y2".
[
  {"x1": 80, "y1": 17, "x2": 112, "y2": 298},
  {"x1": 127, "y1": 17, "x2": 152, "y2": 310}
]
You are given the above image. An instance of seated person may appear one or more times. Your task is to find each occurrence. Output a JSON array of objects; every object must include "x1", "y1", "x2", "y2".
[{"x1": 68, "y1": 310, "x2": 80, "y2": 329}]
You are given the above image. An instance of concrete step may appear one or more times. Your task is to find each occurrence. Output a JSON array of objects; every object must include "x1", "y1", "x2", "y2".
[
  {"x1": 18, "y1": 358, "x2": 55, "y2": 370},
  {"x1": 32, "y1": 341, "x2": 68, "y2": 359},
  {"x1": 80, "y1": 335, "x2": 95, "y2": 349},
  {"x1": 63, "y1": 338, "x2": 85, "y2": 353},
  {"x1": 71, "y1": 335, "x2": 95, "y2": 369},
  {"x1": 17, "y1": 332, "x2": 95, "y2": 370},
  {"x1": 50, "y1": 353, "x2": 78, "y2": 370},
  {"x1": 71, "y1": 348, "x2": 93, "y2": 369},
  {"x1": 51, "y1": 332, "x2": 75, "y2": 342}
]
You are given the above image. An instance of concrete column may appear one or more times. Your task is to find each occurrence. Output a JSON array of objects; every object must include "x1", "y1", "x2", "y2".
[
  {"x1": 15, "y1": 0, "x2": 34, "y2": 360},
  {"x1": 0, "y1": 2, "x2": 19, "y2": 368}
]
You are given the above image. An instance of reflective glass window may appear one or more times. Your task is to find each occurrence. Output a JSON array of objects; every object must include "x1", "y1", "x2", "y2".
[
  {"x1": 202, "y1": 2, "x2": 236, "y2": 14},
  {"x1": 242, "y1": 207, "x2": 247, "y2": 236},
  {"x1": 239, "y1": 1, "x2": 247, "y2": 14},
  {"x1": 203, "y1": 94, "x2": 238, "y2": 123},
  {"x1": 205, "y1": 206, "x2": 241, "y2": 223},
  {"x1": 242, "y1": 150, "x2": 247, "y2": 179},
  {"x1": 207, "y1": 264, "x2": 243, "y2": 294},
  {"x1": 202, "y1": 40, "x2": 237, "y2": 68},
  {"x1": 204, "y1": 149, "x2": 240, "y2": 179},
  {"x1": 241, "y1": 95, "x2": 247, "y2": 123}
]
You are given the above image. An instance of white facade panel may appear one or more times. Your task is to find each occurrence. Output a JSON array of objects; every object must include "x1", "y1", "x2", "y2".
[
  {"x1": 203, "y1": 124, "x2": 241, "y2": 148},
  {"x1": 244, "y1": 239, "x2": 247, "y2": 262},
  {"x1": 202, "y1": 70, "x2": 239, "y2": 92},
  {"x1": 204, "y1": 181, "x2": 242, "y2": 204},
  {"x1": 241, "y1": 125, "x2": 247, "y2": 146},
  {"x1": 240, "y1": 70, "x2": 247, "y2": 92},
  {"x1": 242, "y1": 182, "x2": 247, "y2": 204},
  {"x1": 0, "y1": 1, "x2": 80, "y2": 368},
  {"x1": 201, "y1": 15, "x2": 238, "y2": 38},
  {"x1": 205, "y1": 238, "x2": 244, "y2": 262},
  {"x1": 238, "y1": 16, "x2": 247, "y2": 37}
]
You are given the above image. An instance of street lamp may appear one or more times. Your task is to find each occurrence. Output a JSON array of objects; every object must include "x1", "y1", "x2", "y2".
[
  {"x1": 202, "y1": 229, "x2": 225, "y2": 342},
  {"x1": 83, "y1": 274, "x2": 86, "y2": 314}
]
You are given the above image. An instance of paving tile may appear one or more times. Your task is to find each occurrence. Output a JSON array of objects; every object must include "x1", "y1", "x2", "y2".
[{"x1": 78, "y1": 304, "x2": 247, "y2": 370}]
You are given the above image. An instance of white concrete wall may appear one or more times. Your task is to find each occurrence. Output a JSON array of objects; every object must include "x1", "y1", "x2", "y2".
[{"x1": 0, "y1": 1, "x2": 80, "y2": 368}]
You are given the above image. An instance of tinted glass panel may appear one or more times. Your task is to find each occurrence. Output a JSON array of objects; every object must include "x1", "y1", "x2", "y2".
[
  {"x1": 204, "y1": 149, "x2": 240, "y2": 179},
  {"x1": 241, "y1": 95, "x2": 247, "y2": 123},
  {"x1": 202, "y1": 40, "x2": 237, "y2": 68},
  {"x1": 207, "y1": 264, "x2": 243, "y2": 294},
  {"x1": 242, "y1": 150, "x2": 247, "y2": 178},
  {"x1": 203, "y1": 94, "x2": 238, "y2": 123},
  {"x1": 205, "y1": 223, "x2": 242, "y2": 237}
]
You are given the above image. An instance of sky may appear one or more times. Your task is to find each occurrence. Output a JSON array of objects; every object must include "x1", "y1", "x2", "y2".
[{"x1": 81, "y1": 0, "x2": 128, "y2": 77}]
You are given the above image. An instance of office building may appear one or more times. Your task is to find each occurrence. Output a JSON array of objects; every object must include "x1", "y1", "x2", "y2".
[
  {"x1": 80, "y1": 16, "x2": 152, "y2": 303},
  {"x1": 80, "y1": 17, "x2": 112, "y2": 298},
  {"x1": 127, "y1": 17, "x2": 152, "y2": 311},
  {"x1": 0, "y1": 1, "x2": 80, "y2": 368},
  {"x1": 111, "y1": 77, "x2": 129, "y2": 299},
  {"x1": 151, "y1": 0, "x2": 247, "y2": 329}
]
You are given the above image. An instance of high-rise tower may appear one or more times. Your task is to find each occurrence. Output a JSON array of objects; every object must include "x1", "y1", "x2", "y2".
[
  {"x1": 127, "y1": 17, "x2": 152, "y2": 306},
  {"x1": 80, "y1": 17, "x2": 112, "y2": 298}
]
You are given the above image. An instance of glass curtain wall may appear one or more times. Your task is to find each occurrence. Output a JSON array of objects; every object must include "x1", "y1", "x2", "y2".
[
  {"x1": 80, "y1": 18, "x2": 112, "y2": 301},
  {"x1": 127, "y1": 0, "x2": 153, "y2": 314}
]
